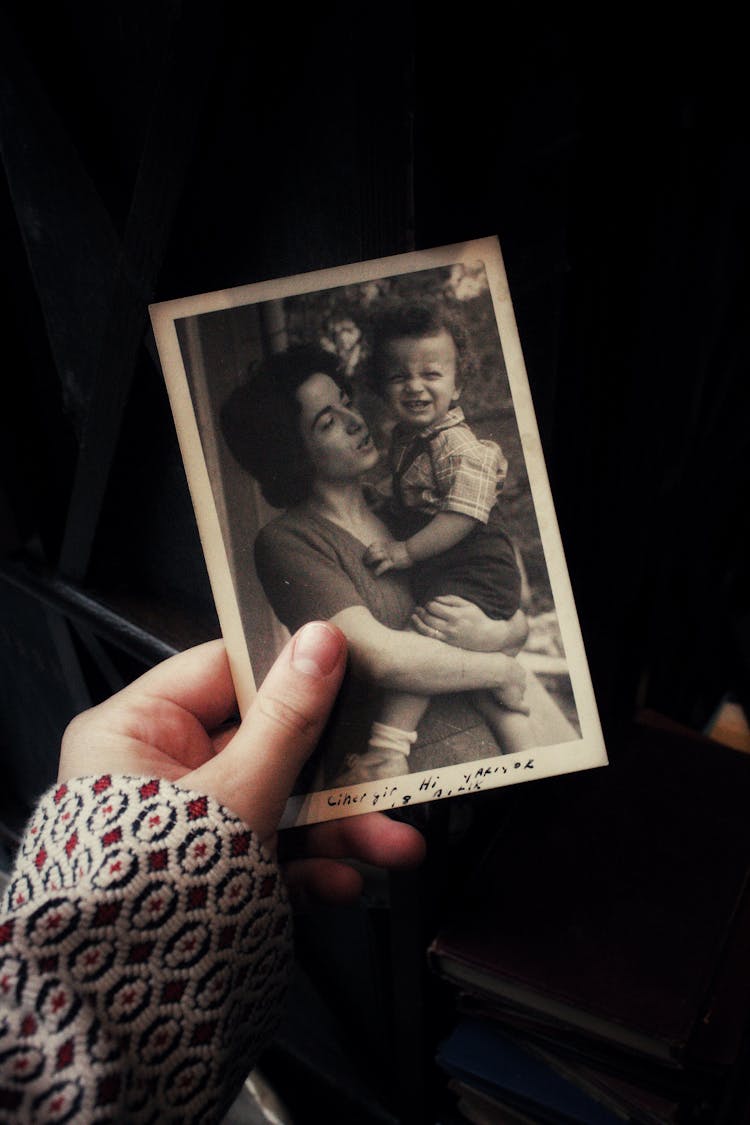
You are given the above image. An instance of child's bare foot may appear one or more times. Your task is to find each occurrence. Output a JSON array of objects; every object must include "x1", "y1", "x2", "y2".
[{"x1": 492, "y1": 661, "x2": 529, "y2": 715}]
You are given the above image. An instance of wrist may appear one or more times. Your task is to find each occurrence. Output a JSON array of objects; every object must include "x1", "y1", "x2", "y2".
[{"x1": 393, "y1": 541, "x2": 413, "y2": 569}]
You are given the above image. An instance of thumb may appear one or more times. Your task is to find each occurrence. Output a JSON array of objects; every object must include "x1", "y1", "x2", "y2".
[{"x1": 185, "y1": 621, "x2": 346, "y2": 839}]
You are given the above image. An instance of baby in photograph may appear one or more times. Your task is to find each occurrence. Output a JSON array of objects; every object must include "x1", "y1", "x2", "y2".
[{"x1": 358, "y1": 295, "x2": 528, "y2": 780}]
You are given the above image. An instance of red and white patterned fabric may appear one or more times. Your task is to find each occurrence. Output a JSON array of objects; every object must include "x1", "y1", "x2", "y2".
[{"x1": 0, "y1": 775, "x2": 291, "y2": 1123}]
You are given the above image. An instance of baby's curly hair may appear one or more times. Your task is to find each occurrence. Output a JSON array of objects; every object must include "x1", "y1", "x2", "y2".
[{"x1": 366, "y1": 294, "x2": 478, "y2": 395}]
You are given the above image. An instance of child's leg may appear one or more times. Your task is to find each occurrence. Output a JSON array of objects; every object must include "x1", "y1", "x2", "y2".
[
  {"x1": 473, "y1": 671, "x2": 579, "y2": 754},
  {"x1": 332, "y1": 692, "x2": 427, "y2": 786},
  {"x1": 331, "y1": 609, "x2": 432, "y2": 785},
  {"x1": 374, "y1": 692, "x2": 430, "y2": 746},
  {"x1": 472, "y1": 691, "x2": 537, "y2": 753},
  {"x1": 329, "y1": 603, "x2": 432, "y2": 792},
  {"x1": 415, "y1": 546, "x2": 527, "y2": 709}
]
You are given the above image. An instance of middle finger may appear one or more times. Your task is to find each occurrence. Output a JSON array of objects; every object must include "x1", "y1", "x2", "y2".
[
  {"x1": 413, "y1": 607, "x2": 444, "y2": 632},
  {"x1": 283, "y1": 810, "x2": 426, "y2": 868}
]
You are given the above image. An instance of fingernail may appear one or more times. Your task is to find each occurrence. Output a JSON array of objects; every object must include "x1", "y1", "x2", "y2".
[{"x1": 291, "y1": 622, "x2": 343, "y2": 677}]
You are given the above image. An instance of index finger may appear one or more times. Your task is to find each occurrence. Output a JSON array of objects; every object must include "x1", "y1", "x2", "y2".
[
  {"x1": 297, "y1": 811, "x2": 426, "y2": 869},
  {"x1": 429, "y1": 595, "x2": 471, "y2": 609},
  {"x1": 121, "y1": 639, "x2": 238, "y2": 731}
]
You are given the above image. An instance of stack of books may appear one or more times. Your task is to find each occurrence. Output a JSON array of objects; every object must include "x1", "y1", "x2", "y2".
[{"x1": 428, "y1": 714, "x2": 750, "y2": 1123}]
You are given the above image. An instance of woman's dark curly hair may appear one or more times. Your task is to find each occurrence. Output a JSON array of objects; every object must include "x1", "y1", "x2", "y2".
[
  {"x1": 220, "y1": 343, "x2": 350, "y2": 510},
  {"x1": 366, "y1": 294, "x2": 478, "y2": 395}
]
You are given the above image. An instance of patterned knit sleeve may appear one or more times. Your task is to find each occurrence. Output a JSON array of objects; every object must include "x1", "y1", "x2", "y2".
[{"x1": 0, "y1": 775, "x2": 291, "y2": 1124}]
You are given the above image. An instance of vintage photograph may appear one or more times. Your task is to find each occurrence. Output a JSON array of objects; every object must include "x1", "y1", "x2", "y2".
[{"x1": 150, "y1": 238, "x2": 607, "y2": 827}]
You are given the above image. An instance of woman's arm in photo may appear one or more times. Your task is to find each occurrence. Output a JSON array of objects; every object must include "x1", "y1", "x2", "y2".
[
  {"x1": 330, "y1": 604, "x2": 526, "y2": 709},
  {"x1": 255, "y1": 520, "x2": 527, "y2": 708}
]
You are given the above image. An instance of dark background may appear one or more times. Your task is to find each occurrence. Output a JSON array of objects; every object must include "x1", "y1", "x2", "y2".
[{"x1": 1, "y1": 2, "x2": 749, "y2": 1121}]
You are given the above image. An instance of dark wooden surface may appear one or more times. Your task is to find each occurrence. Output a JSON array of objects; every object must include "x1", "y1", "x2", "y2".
[{"x1": 2, "y1": 3, "x2": 749, "y2": 1122}]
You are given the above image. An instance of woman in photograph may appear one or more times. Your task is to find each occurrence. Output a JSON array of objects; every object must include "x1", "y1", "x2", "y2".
[{"x1": 221, "y1": 343, "x2": 577, "y2": 789}]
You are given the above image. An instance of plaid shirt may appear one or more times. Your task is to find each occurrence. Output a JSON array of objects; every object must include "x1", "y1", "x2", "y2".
[{"x1": 390, "y1": 407, "x2": 508, "y2": 524}]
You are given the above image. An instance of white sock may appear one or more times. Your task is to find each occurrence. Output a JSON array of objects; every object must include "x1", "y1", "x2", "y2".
[{"x1": 368, "y1": 721, "x2": 418, "y2": 757}]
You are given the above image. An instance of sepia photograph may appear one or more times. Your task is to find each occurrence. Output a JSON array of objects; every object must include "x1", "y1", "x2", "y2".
[{"x1": 150, "y1": 238, "x2": 607, "y2": 827}]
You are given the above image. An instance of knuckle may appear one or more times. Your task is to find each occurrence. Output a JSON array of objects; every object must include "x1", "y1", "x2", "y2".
[
  {"x1": 63, "y1": 710, "x2": 88, "y2": 740},
  {"x1": 62, "y1": 705, "x2": 100, "y2": 744},
  {"x1": 256, "y1": 691, "x2": 313, "y2": 735}
]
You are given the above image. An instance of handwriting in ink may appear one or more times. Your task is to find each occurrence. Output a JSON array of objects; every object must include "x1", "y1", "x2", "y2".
[{"x1": 325, "y1": 760, "x2": 536, "y2": 810}]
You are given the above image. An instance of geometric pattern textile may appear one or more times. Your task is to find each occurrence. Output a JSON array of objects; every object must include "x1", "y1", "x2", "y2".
[{"x1": 0, "y1": 775, "x2": 291, "y2": 1123}]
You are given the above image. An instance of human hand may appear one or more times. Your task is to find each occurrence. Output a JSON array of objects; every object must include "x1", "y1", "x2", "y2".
[
  {"x1": 412, "y1": 598, "x2": 528, "y2": 654},
  {"x1": 491, "y1": 663, "x2": 530, "y2": 715},
  {"x1": 363, "y1": 538, "x2": 411, "y2": 576},
  {"x1": 59, "y1": 623, "x2": 425, "y2": 904}
]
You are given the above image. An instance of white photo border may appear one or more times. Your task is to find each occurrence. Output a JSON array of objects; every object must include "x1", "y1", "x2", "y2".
[{"x1": 149, "y1": 236, "x2": 608, "y2": 828}]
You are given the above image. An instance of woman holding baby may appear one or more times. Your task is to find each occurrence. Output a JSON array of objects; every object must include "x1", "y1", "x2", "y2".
[{"x1": 221, "y1": 298, "x2": 577, "y2": 789}]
